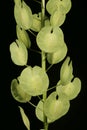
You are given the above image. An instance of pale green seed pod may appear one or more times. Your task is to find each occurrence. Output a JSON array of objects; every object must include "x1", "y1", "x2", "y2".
[
  {"x1": 16, "y1": 25, "x2": 31, "y2": 48},
  {"x1": 44, "y1": 92, "x2": 70, "y2": 122},
  {"x1": 31, "y1": 13, "x2": 50, "y2": 32},
  {"x1": 60, "y1": 56, "x2": 74, "y2": 85},
  {"x1": 19, "y1": 66, "x2": 49, "y2": 96},
  {"x1": 56, "y1": 77, "x2": 81, "y2": 100},
  {"x1": 35, "y1": 100, "x2": 53, "y2": 123},
  {"x1": 36, "y1": 25, "x2": 64, "y2": 53},
  {"x1": 47, "y1": 42, "x2": 67, "y2": 64},
  {"x1": 45, "y1": 18, "x2": 50, "y2": 26},
  {"x1": 19, "y1": 106, "x2": 30, "y2": 130},
  {"x1": 14, "y1": 0, "x2": 21, "y2": 5},
  {"x1": 30, "y1": 13, "x2": 41, "y2": 32},
  {"x1": 11, "y1": 79, "x2": 31, "y2": 103},
  {"x1": 60, "y1": 0, "x2": 72, "y2": 14},
  {"x1": 50, "y1": 8, "x2": 66, "y2": 27},
  {"x1": 9, "y1": 39, "x2": 28, "y2": 66},
  {"x1": 14, "y1": 1, "x2": 33, "y2": 30},
  {"x1": 46, "y1": 0, "x2": 72, "y2": 15}
]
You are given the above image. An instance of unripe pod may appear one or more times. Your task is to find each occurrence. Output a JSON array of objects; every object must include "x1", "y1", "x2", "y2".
[
  {"x1": 36, "y1": 26, "x2": 64, "y2": 53},
  {"x1": 31, "y1": 13, "x2": 50, "y2": 32},
  {"x1": 14, "y1": 0, "x2": 21, "y2": 5},
  {"x1": 56, "y1": 77, "x2": 81, "y2": 100},
  {"x1": 60, "y1": 56, "x2": 74, "y2": 85},
  {"x1": 31, "y1": 13, "x2": 41, "y2": 32},
  {"x1": 35, "y1": 100, "x2": 52, "y2": 123},
  {"x1": 14, "y1": 1, "x2": 33, "y2": 30},
  {"x1": 47, "y1": 42, "x2": 67, "y2": 64},
  {"x1": 16, "y1": 25, "x2": 31, "y2": 48},
  {"x1": 44, "y1": 92, "x2": 70, "y2": 122},
  {"x1": 46, "y1": 0, "x2": 72, "y2": 15},
  {"x1": 11, "y1": 79, "x2": 31, "y2": 103},
  {"x1": 9, "y1": 39, "x2": 28, "y2": 66},
  {"x1": 50, "y1": 8, "x2": 66, "y2": 27},
  {"x1": 19, "y1": 66, "x2": 49, "y2": 96}
]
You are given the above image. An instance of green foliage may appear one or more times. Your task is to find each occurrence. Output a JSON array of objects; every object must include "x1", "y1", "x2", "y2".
[{"x1": 9, "y1": 0, "x2": 81, "y2": 130}]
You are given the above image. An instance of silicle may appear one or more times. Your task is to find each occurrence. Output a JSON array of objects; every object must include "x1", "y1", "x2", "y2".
[
  {"x1": 18, "y1": 66, "x2": 49, "y2": 96},
  {"x1": 10, "y1": 39, "x2": 28, "y2": 66},
  {"x1": 14, "y1": 1, "x2": 33, "y2": 30},
  {"x1": 16, "y1": 25, "x2": 31, "y2": 48},
  {"x1": 47, "y1": 42, "x2": 67, "y2": 64},
  {"x1": 44, "y1": 92, "x2": 70, "y2": 122},
  {"x1": 11, "y1": 79, "x2": 31, "y2": 103},
  {"x1": 36, "y1": 25, "x2": 64, "y2": 53}
]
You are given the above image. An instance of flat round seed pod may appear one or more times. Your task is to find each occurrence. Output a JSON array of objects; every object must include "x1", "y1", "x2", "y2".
[
  {"x1": 47, "y1": 42, "x2": 67, "y2": 64},
  {"x1": 19, "y1": 66, "x2": 49, "y2": 96},
  {"x1": 35, "y1": 100, "x2": 43, "y2": 122},
  {"x1": 14, "y1": 0, "x2": 21, "y2": 6},
  {"x1": 57, "y1": 77, "x2": 81, "y2": 100},
  {"x1": 46, "y1": 0, "x2": 59, "y2": 15},
  {"x1": 46, "y1": 0, "x2": 72, "y2": 15},
  {"x1": 16, "y1": 25, "x2": 31, "y2": 48},
  {"x1": 9, "y1": 39, "x2": 28, "y2": 66},
  {"x1": 35, "y1": 100, "x2": 53, "y2": 123},
  {"x1": 14, "y1": 1, "x2": 33, "y2": 30},
  {"x1": 59, "y1": 0, "x2": 72, "y2": 14},
  {"x1": 44, "y1": 92, "x2": 70, "y2": 122},
  {"x1": 30, "y1": 13, "x2": 41, "y2": 32},
  {"x1": 60, "y1": 56, "x2": 74, "y2": 85},
  {"x1": 50, "y1": 8, "x2": 66, "y2": 27},
  {"x1": 11, "y1": 79, "x2": 31, "y2": 103},
  {"x1": 36, "y1": 26, "x2": 64, "y2": 53},
  {"x1": 31, "y1": 13, "x2": 50, "y2": 32}
]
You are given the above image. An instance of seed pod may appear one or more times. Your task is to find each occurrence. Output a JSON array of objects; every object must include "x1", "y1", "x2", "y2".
[
  {"x1": 14, "y1": 1, "x2": 33, "y2": 30},
  {"x1": 56, "y1": 77, "x2": 81, "y2": 100},
  {"x1": 16, "y1": 25, "x2": 31, "y2": 48},
  {"x1": 46, "y1": 0, "x2": 72, "y2": 15},
  {"x1": 60, "y1": 56, "x2": 74, "y2": 85},
  {"x1": 35, "y1": 100, "x2": 53, "y2": 123},
  {"x1": 47, "y1": 42, "x2": 67, "y2": 64},
  {"x1": 11, "y1": 79, "x2": 31, "y2": 103},
  {"x1": 30, "y1": 12, "x2": 41, "y2": 32},
  {"x1": 31, "y1": 13, "x2": 50, "y2": 32},
  {"x1": 50, "y1": 8, "x2": 66, "y2": 27},
  {"x1": 44, "y1": 92, "x2": 70, "y2": 122},
  {"x1": 9, "y1": 39, "x2": 28, "y2": 66},
  {"x1": 19, "y1": 106, "x2": 30, "y2": 130},
  {"x1": 14, "y1": 0, "x2": 21, "y2": 5},
  {"x1": 36, "y1": 25, "x2": 64, "y2": 53},
  {"x1": 19, "y1": 66, "x2": 49, "y2": 96}
]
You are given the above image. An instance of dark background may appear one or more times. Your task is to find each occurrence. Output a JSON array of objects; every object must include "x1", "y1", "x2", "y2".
[{"x1": 1, "y1": 0, "x2": 87, "y2": 130}]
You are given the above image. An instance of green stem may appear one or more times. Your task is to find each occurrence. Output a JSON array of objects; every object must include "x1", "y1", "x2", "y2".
[{"x1": 41, "y1": 0, "x2": 48, "y2": 130}]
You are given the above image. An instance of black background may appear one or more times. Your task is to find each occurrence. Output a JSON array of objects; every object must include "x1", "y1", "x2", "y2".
[{"x1": 1, "y1": 0, "x2": 87, "y2": 130}]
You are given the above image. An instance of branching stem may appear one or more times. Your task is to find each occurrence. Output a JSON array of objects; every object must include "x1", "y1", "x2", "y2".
[
  {"x1": 41, "y1": 0, "x2": 48, "y2": 130},
  {"x1": 33, "y1": 0, "x2": 41, "y2": 4}
]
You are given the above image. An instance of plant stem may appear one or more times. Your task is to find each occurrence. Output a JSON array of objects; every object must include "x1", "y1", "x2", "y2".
[{"x1": 41, "y1": 0, "x2": 48, "y2": 130}]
